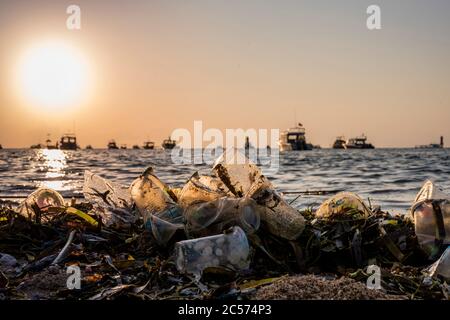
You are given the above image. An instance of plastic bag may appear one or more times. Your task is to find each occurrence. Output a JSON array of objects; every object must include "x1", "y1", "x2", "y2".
[
  {"x1": 82, "y1": 171, "x2": 138, "y2": 227},
  {"x1": 83, "y1": 171, "x2": 131, "y2": 209},
  {"x1": 184, "y1": 197, "x2": 260, "y2": 237},
  {"x1": 315, "y1": 192, "x2": 372, "y2": 220},
  {"x1": 411, "y1": 180, "x2": 450, "y2": 259},
  {"x1": 18, "y1": 188, "x2": 65, "y2": 221},
  {"x1": 174, "y1": 226, "x2": 250, "y2": 277}
]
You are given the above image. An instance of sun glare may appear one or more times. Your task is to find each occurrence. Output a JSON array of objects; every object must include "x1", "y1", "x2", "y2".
[{"x1": 17, "y1": 41, "x2": 89, "y2": 110}]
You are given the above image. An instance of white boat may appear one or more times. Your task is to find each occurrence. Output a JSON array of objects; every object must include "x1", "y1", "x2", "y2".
[{"x1": 278, "y1": 123, "x2": 313, "y2": 151}]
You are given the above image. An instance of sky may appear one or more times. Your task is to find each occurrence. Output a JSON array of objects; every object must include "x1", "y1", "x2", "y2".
[{"x1": 0, "y1": 0, "x2": 449, "y2": 148}]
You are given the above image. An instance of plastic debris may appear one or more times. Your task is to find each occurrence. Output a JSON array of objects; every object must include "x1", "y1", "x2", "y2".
[
  {"x1": 426, "y1": 246, "x2": 450, "y2": 281},
  {"x1": 130, "y1": 167, "x2": 183, "y2": 245},
  {"x1": 315, "y1": 192, "x2": 372, "y2": 220},
  {"x1": 145, "y1": 207, "x2": 184, "y2": 245},
  {"x1": 174, "y1": 226, "x2": 250, "y2": 277},
  {"x1": 130, "y1": 167, "x2": 177, "y2": 219},
  {"x1": 184, "y1": 197, "x2": 260, "y2": 237},
  {"x1": 83, "y1": 171, "x2": 131, "y2": 209},
  {"x1": 18, "y1": 188, "x2": 65, "y2": 221},
  {"x1": 411, "y1": 180, "x2": 450, "y2": 259},
  {"x1": 250, "y1": 187, "x2": 305, "y2": 240},
  {"x1": 213, "y1": 148, "x2": 273, "y2": 197},
  {"x1": 178, "y1": 172, "x2": 228, "y2": 208},
  {"x1": 83, "y1": 171, "x2": 137, "y2": 227},
  {"x1": 213, "y1": 148, "x2": 304, "y2": 240}
]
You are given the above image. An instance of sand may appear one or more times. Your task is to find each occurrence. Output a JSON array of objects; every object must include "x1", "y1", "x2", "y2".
[{"x1": 254, "y1": 275, "x2": 404, "y2": 300}]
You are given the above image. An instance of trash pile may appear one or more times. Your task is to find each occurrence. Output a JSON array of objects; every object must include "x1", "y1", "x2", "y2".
[{"x1": 0, "y1": 149, "x2": 449, "y2": 300}]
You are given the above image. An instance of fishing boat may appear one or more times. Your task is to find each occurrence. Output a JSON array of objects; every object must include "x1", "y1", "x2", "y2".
[
  {"x1": 333, "y1": 136, "x2": 347, "y2": 149},
  {"x1": 415, "y1": 136, "x2": 444, "y2": 149},
  {"x1": 143, "y1": 141, "x2": 155, "y2": 149},
  {"x1": 162, "y1": 137, "x2": 176, "y2": 150},
  {"x1": 346, "y1": 134, "x2": 375, "y2": 149},
  {"x1": 278, "y1": 123, "x2": 313, "y2": 151},
  {"x1": 107, "y1": 140, "x2": 119, "y2": 149},
  {"x1": 132, "y1": 145, "x2": 140, "y2": 149},
  {"x1": 85, "y1": 145, "x2": 93, "y2": 150},
  {"x1": 120, "y1": 144, "x2": 127, "y2": 150},
  {"x1": 59, "y1": 134, "x2": 79, "y2": 150}
]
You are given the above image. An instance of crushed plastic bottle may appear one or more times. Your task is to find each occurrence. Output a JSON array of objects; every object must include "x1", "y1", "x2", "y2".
[
  {"x1": 212, "y1": 148, "x2": 304, "y2": 240},
  {"x1": 411, "y1": 180, "x2": 450, "y2": 259},
  {"x1": 184, "y1": 197, "x2": 260, "y2": 237},
  {"x1": 130, "y1": 167, "x2": 178, "y2": 219},
  {"x1": 213, "y1": 148, "x2": 273, "y2": 197},
  {"x1": 83, "y1": 171, "x2": 131, "y2": 209},
  {"x1": 174, "y1": 226, "x2": 250, "y2": 277},
  {"x1": 178, "y1": 172, "x2": 228, "y2": 208},
  {"x1": 426, "y1": 246, "x2": 450, "y2": 281},
  {"x1": 18, "y1": 188, "x2": 65, "y2": 221},
  {"x1": 315, "y1": 192, "x2": 372, "y2": 220},
  {"x1": 250, "y1": 187, "x2": 305, "y2": 240}
]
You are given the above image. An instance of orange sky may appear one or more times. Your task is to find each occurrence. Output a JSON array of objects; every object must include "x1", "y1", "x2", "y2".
[{"x1": 1, "y1": 0, "x2": 449, "y2": 148}]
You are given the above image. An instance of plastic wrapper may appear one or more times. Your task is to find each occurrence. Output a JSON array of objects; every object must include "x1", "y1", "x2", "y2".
[
  {"x1": 184, "y1": 197, "x2": 260, "y2": 237},
  {"x1": 411, "y1": 180, "x2": 450, "y2": 259},
  {"x1": 213, "y1": 148, "x2": 273, "y2": 197},
  {"x1": 178, "y1": 172, "x2": 228, "y2": 208},
  {"x1": 82, "y1": 171, "x2": 137, "y2": 227},
  {"x1": 315, "y1": 192, "x2": 372, "y2": 220},
  {"x1": 18, "y1": 188, "x2": 65, "y2": 221},
  {"x1": 426, "y1": 246, "x2": 450, "y2": 281},
  {"x1": 250, "y1": 187, "x2": 305, "y2": 240},
  {"x1": 130, "y1": 167, "x2": 177, "y2": 219},
  {"x1": 83, "y1": 171, "x2": 131, "y2": 209},
  {"x1": 174, "y1": 226, "x2": 250, "y2": 277}
]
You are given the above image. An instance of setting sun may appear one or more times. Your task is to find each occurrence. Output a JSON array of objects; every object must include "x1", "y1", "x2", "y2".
[{"x1": 17, "y1": 41, "x2": 89, "y2": 109}]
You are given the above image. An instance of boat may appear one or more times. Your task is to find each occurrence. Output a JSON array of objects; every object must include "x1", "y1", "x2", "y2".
[
  {"x1": 59, "y1": 134, "x2": 79, "y2": 150},
  {"x1": 333, "y1": 136, "x2": 347, "y2": 149},
  {"x1": 415, "y1": 136, "x2": 444, "y2": 149},
  {"x1": 0, "y1": 144, "x2": 2, "y2": 150},
  {"x1": 162, "y1": 137, "x2": 176, "y2": 150},
  {"x1": 107, "y1": 140, "x2": 119, "y2": 149},
  {"x1": 30, "y1": 143, "x2": 43, "y2": 149},
  {"x1": 132, "y1": 145, "x2": 140, "y2": 149},
  {"x1": 45, "y1": 138, "x2": 58, "y2": 150},
  {"x1": 143, "y1": 141, "x2": 155, "y2": 149},
  {"x1": 120, "y1": 144, "x2": 127, "y2": 150},
  {"x1": 346, "y1": 134, "x2": 375, "y2": 149},
  {"x1": 278, "y1": 123, "x2": 313, "y2": 151},
  {"x1": 85, "y1": 145, "x2": 93, "y2": 150}
]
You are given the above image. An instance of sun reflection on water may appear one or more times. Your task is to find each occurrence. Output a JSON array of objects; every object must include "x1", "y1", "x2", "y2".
[{"x1": 37, "y1": 149, "x2": 69, "y2": 190}]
